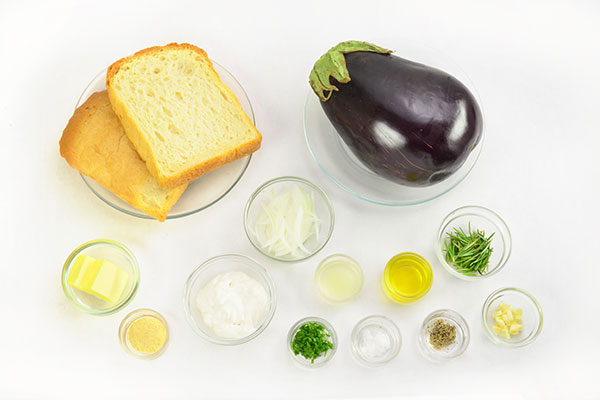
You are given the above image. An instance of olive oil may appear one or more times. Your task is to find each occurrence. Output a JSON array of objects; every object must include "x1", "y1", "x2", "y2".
[
  {"x1": 383, "y1": 252, "x2": 433, "y2": 303},
  {"x1": 315, "y1": 254, "x2": 364, "y2": 303}
]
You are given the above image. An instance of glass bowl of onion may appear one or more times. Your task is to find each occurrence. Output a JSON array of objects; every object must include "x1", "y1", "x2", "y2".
[{"x1": 244, "y1": 176, "x2": 335, "y2": 262}]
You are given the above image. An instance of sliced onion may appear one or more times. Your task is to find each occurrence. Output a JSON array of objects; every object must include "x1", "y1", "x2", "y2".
[{"x1": 252, "y1": 185, "x2": 321, "y2": 258}]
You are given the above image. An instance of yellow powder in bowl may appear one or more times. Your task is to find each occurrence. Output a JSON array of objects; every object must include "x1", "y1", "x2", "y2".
[{"x1": 127, "y1": 316, "x2": 167, "y2": 354}]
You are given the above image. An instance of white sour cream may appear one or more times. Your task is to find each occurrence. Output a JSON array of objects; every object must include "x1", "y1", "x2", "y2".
[{"x1": 196, "y1": 271, "x2": 269, "y2": 339}]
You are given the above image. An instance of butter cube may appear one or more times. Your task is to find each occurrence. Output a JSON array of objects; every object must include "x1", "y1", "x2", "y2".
[
  {"x1": 67, "y1": 254, "x2": 129, "y2": 303},
  {"x1": 88, "y1": 260, "x2": 129, "y2": 302},
  {"x1": 67, "y1": 254, "x2": 101, "y2": 290}
]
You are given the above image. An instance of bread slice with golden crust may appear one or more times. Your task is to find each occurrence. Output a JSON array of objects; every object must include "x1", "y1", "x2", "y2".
[
  {"x1": 59, "y1": 91, "x2": 187, "y2": 221},
  {"x1": 106, "y1": 43, "x2": 262, "y2": 188}
]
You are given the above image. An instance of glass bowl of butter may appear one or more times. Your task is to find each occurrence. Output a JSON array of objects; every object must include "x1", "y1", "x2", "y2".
[{"x1": 61, "y1": 239, "x2": 140, "y2": 316}]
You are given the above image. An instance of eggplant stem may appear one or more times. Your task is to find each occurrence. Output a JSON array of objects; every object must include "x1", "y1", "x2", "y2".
[{"x1": 309, "y1": 40, "x2": 392, "y2": 102}]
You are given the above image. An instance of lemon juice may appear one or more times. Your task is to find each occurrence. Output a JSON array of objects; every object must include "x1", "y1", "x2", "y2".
[
  {"x1": 315, "y1": 254, "x2": 364, "y2": 303},
  {"x1": 383, "y1": 252, "x2": 433, "y2": 303}
]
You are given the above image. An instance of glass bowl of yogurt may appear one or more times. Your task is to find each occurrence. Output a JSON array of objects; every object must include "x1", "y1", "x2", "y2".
[{"x1": 183, "y1": 254, "x2": 277, "y2": 345}]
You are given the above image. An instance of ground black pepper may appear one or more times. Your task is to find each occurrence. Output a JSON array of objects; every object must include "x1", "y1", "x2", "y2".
[{"x1": 428, "y1": 319, "x2": 456, "y2": 350}]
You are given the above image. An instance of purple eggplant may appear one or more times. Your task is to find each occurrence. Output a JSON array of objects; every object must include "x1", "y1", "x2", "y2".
[{"x1": 309, "y1": 41, "x2": 483, "y2": 187}]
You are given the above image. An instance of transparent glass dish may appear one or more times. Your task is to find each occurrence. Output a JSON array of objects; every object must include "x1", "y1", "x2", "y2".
[
  {"x1": 303, "y1": 42, "x2": 484, "y2": 206},
  {"x1": 437, "y1": 205, "x2": 512, "y2": 280},
  {"x1": 382, "y1": 252, "x2": 433, "y2": 304},
  {"x1": 244, "y1": 176, "x2": 335, "y2": 262},
  {"x1": 61, "y1": 239, "x2": 139, "y2": 316},
  {"x1": 482, "y1": 287, "x2": 543, "y2": 347},
  {"x1": 182, "y1": 254, "x2": 277, "y2": 345},
  {"x1": 314, "y1": 254, "x2": 364, "y2": 304},
  {"x1": 118, "y1": 308, "x2": 169, "y2": 360},
  {"x1": 287, "y1": 316, "x2": 338, "y2": 368},
  {"x1": 351, "y1": 315, "x2": 401, "y2": 367},
  {"x1": 418, "y1": 309, "x2": 470, "y2": 362},
  {"x1": 75, "y1": 60, "x2": 254, "y2": 220}
]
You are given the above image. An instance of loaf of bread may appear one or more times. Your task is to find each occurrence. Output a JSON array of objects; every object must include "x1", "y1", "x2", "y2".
[
  {"x1": 106, "y1": 43, "x2": 262, "y2": 188},
  {"x1": 59, "y1": 91, "x2": 187, "y2": 221}
]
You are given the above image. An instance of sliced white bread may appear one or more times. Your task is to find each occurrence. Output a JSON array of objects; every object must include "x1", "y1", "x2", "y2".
[
  {"x1": 59, "y1": 91, "x2": 187, "y2": 222},
  {"x1": 106, "y1": 43, "x2": 262, "y2": 188}
]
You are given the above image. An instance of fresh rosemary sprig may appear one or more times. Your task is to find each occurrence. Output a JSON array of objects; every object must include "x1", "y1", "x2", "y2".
[{"x1": 443, "y1": 224, "x2": 494, "y2": 276}]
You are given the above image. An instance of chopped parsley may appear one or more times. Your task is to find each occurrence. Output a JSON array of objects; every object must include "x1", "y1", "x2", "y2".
[{"x1": 291, "y1": 322, "x2": 334, "y2": 363}]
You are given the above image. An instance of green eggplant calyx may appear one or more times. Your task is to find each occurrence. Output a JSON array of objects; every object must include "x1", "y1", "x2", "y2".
[{"x1": 309, "y1": 40, "x2": 393, "y2": 102}]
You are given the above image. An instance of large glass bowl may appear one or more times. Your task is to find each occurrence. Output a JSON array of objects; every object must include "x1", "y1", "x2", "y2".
[
  {"x1": 303, "y1": 42, "x2": 484, "y2": 206},
  {"x1": 75, "y1": 60, "x2": 254, "y2": 220},
  {"x1": 182, "y1": 254, "x2": 277, "y2": 345}
]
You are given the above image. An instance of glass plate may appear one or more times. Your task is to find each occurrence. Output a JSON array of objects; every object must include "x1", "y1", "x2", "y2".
[
  {"x1": 76, "y1": 61, "x2": 254, "y2": 220},
  {"x1": 303, "y1": 43, "x2": 484, "y2": 206}
]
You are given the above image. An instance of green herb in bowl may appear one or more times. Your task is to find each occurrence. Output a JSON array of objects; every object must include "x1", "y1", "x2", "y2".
[
  {"x1": 444, "y1": 224, "x2": 494, "y2": 276},
  {"x1": 291, "y1": 322, "x2": 334, "y2": 363}
]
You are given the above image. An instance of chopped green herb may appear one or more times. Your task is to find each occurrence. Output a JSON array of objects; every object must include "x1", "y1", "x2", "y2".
[
  {"x1": 291, "y1": 322, "x2": 334, "y2": 363},
  {"x1": 443, "y1": 223, "x2": 494, "y2": 276}
]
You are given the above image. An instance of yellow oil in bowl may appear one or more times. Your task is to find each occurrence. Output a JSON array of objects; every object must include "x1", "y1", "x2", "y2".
[{"x1": 383, "y1": 252, "x2": 433, "y2": 304}]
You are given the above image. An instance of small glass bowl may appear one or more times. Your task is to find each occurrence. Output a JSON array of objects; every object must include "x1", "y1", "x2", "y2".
[
  {"x1": 351, "y1": 315, "x2": 402, "y2": 367},
  {"x1": 437, "y1": 205, "x2": 512, "y2": 280},
  {"x1": 118, "y1": 308, "x2": 169, "y2": 360},
  {"x1": 61, "y1": 239, "x2": 139, "y2": 315},
  {"x1": 419, "y1": 309, "x2": 470, "y2": 362},
  {"x1": 482, "y1": 287, "x2": 543, "y2": 347},
  {"x1": 183, "y1": 254, "x2": 277, "y2": 345},
  {"x1": 383, "y1": 252, "x2": 433, "y2": 304},
  {"x1": 315, "y1": 254, "x2": 364, "y2": 304},
  {"x1": 287, "y1": 317, "x2": 338, "y2": 368},
  {"x1": 244, "y1": 176, "x2": 335, "y2": 262}
]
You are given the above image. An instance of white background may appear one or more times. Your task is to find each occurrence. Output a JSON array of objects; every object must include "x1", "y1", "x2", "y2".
[{"x1": 1, "y1": 1, "x2": 599, "y2": 399}]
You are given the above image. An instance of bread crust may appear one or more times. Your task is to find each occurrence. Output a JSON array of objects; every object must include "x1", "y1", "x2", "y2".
[
  {"x1": 106, "y1": 43, "x2": 262, "y2": 188},
  {"x1": 59, "y1": 91, "x2": 187, "y2": 221}
]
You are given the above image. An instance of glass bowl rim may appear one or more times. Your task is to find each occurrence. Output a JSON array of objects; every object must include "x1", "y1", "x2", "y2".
[
  {"x1": 419, "y1": 308, "x2": 470, "y2": 361},
  {"x1": 481, "y1": 287, "x2": 544, "y2": 347},
  {"x1": 383, "y1": 252, "x2": 433, "y2": 301},
  {"x1": 182, "y1": 253, "x2": 277, "y2": 345},
  {"x1": 287, "y1": 316, "x2": 338, "y2": 368},
  {"x1": 243, "y1": 176, "x2": 335, "y2": 263},
  {"x1": 118, "y1": 308, "x2": 170, "y2": 360},
  {"x1": 436, "y1": 205, "x2": 512, "y2": 281},
  {"x1": 61, "y1": 239, "x2": 140, "y2": 316},
  {"x1": 350, "y1": 314, "x2": 402, "y2": 366},
  {"x1": 76, "y1": 60, "x2": 255, "y2": 221}
]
